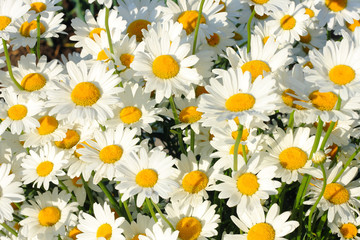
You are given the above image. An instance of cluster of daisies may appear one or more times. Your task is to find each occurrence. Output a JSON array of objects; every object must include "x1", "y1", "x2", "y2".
[{"x1": 0, "y1": 0, "x2": 360, "y2": 239}]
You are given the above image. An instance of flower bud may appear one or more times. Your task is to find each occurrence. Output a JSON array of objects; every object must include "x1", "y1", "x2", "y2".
[{"x1": 312, "y1": 150, "x2": 326, "y2": 164}]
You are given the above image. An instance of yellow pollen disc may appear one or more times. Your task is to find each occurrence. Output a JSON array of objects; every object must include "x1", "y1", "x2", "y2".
[
  {"x1": 300, "y1": 32, "x2": 312, "y2": 43},
  {"x1": 71, "y1": 82, "x2": 101, "y2": 106},
  {"x1": 309, "y1": 91, "x2": 338, "y2": 111},
  {"x1": 177, "y1": 10, "x2": 206, "y2": 35},
  {"x1": 21, "y1": 73, "x2": 47, "y2": 91},
  {"x1": 328, "y1": 65, "x2": 355, "y2": 85},
  {"x1": 135, "y1": 169, "x2": 158, "y2": 188},
  {"x1": 54, "y1": 129, "x2": 80, "y2": 149},
  {"x1": 282, "y1": 89, "x2": 307, "y2": 110},
  {"x1": 71, "y1": 176, "x2": 83, "y2": 188},
  {"x1": 182, "y1": 170, "x2": 209, "y2": 194},
  {"x1": 324, "y1": 183, "x2": 350, "y2": 205},
  {"x1": 132, "y1": 234, "x2": 146, "y2": 240},
  {"x1": 248, "y1": 223, "x2": 276, "y2": 240},
  {"x1": 236, "y1": 173, "x2": 259, "y2": 196},
  {"x1": 20, "y1": 20, "x2": 46, "y2": 37},
  {"x1": 179, "y1": 106, "x2": 203, "y2": 124},
  {"x1": 99, "y1": 145, "x2": 123, "y2": 164},
  {"x1": 233, "y1": 32, "x2": 243, "y2": 41},
  {"x1": 340, "y1": 223, "x2": 357, "y2": 239},
  {"x1": 36, "y1": 161, "x2": 54, "y2": 177},
  {"x1": 120, "y1": 53, "x2": 134, "y2": 68},
  {"x1": 0, "y1": 16, "x2": 11, "y2": 31},
  {"x1": 152, "y1": 55, "x2": 180, "y2": 79},
  {"x1": 119, "y1": 106, "x2": 142, "y2": 124},
  {"x1": 303, "y1": 61, "x2": 314, "y2": 69},
  {"x1": 30, "y1": 2, "x2": 47, "y2": 13},
  {"x1": 127, "y1": 19, "x2": 151, "y2": 42},
  {"x1": 89, "y1": 27, "x2": 105, "y2": 41},
  {"x1": 195, "y1": 85, "x2": 208, "y2": 97},
  {"x1": 37, "y1": 116, "x2": 58, "y2": 135},
  {"x1": 346, "y1": 19, "x2": 360, "y2": 32},
  {"x1": 176, "y1": 217, "x2": 202, "y2": 240},
  {"x1": 231, "y1": 128, "x2": 249, "y2": 141},
  {"x1": 229, "y1": 144, "x2": 249, "y2": 155},
  {"x1": 279, "y1": 147, "x2": 308, "y2": 170},
  {"x1": 325, "y1": 0, "x2": 347, "y2": 12},
  {"x1": 251, "y1": 0, "x2": 269, "y2": 4},
  {"x1": 206, "y1": 33, "x2": 220, "y2": 46},
  {"x1": 69, "y1": 227, "x2": 82, "y2": 240},
  {"x1": 38, "y1": 206, "x2": 61, "y2": 226},
  {"x1": 96, "y1": 223, "x2": 112, "y2": 240},
  {"x1": 305, "y1": 8, "x2": 315, "y2": 18},
  {"x1": 280, "y1": 15, "x2": 296, "y2": 30},
  {"x1": 7, "y1": 104, "x2": 27, "y2": 120},
  {"x1": 97, "y1": 49, "x2": 110, "y2": 61},
  {"x1": 241, "y1": 60, "x2": 271, "y2": 82},
  {"x1": 225, "y1": 93, "x2": 255, "y2": 112}
]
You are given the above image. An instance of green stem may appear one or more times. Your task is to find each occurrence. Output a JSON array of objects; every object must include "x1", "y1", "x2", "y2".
[
  {"x1": 190, "y1": 129, "x2": 195, "y2": 153},
  {"x1": 169, "y1": 96, "x2": 186, "y2": 154},
  {"x1": 105, "y1": 7, "x2": 114, "y2": 54},
  {"x1": 310, "y1": 117, "x2": 324, "y2": 160},
  {"x1": 288, "y1": 110, "x2": 295, "y2": 130},
  {"x1": 98, "y1": 181, "x2": 122, "y2": 217},
  {"x1": 36, "y1": 15, "x2": 41, "y2": 60},
  {"x1": 333, "y1": 146, "x2": 360, "y2": 183},
  {"x1": 1, "y1": 223, "x2": 17, "y2": 237},
  {"x1": 246, "y1": 9, "x2": 256, "y2": 53},
  {"x1": 2, "y1": 39, "x2": 23, "y2": 90},
  {"x1": 151, "y1": 199, "x2": 175, "y2": 231},
  {"x1": 233, "y1": 124, "x2": 244, "y2": 171},
  {"x1": 146, "y1": 198, "x2": 158, "y2": 222},
  {"x1": 81, "y1": 174, "x2": 95, "y2": 214},
  {"x1": 123, "y1": 199, "x2": 133, "y2": 222},
  {"x1": 242, "y1": 144, "x2": 247, "y2": 164},
  {"x1": 192, "y1": 0, "x2": 206, "y2": 54}
]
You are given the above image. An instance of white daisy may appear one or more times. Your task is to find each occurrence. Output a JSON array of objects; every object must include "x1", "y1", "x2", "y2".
[
  {"x1": 139, "y1": 223, "x2": 179, "y2": 240},
  {"x1": 120, "y1": 213, "x2": 156, "y2": 239},
  {"x1": 25, "y1": 0, "x2": 62, "y2": 17},
  {"x1": 328, "y1": 216, "x2": 360, "y2": 239}
]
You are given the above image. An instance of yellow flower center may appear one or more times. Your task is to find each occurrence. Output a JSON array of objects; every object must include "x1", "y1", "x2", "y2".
[
  {"x1": 241, "y1": 60, "x2": 271, "y2": 82},
  {"x1": 7, "y1": 104, "x2": 28, "y2": 120},
  {"x1": 20, "y1": 20, "x2": 46, "y2": 37},
  {"x1": 177, "y1": 10, "x2": 206, "y2": 35},
  {"x1": 152, "y1": 55, "x2": 180, "y2": 79},
  {"x1": 0, "y1": 16, "x2": 11, "y2": 31},
  {"x1": 68, "y1": 227, "x2": 82, "y2": 240},
  {"x1": 38, "y1": 206, "x2": 61, "y2": 227},
  {"x1": 328, "y1": 65, "x2": 355, "y2": 85},
  {"x1": 182, "y1": 170, "x2": 209, "y2": 194},
  {"x1": 346, "y1": 19, "x2": 360, "y2": 32},
  {"x1": 325, "y1": 0, "x2": 347, "y2": 12},
  {"x1": 248, "y1": 223, "x2": 275, "y2": 240},
  {"x1": 324, "y1": 183, "x2": 350, "y2": 205},
  {"x1": 54, "y1": 129, "x2": 80, "y2": 149},
  {"x1": 135, "y1": 169, "x2": 158, "y2": 188},
  {"x1": 303, "y1": 61, "x2": 314, "y2": 69},
  {"x1": 99, "y1": 145, "x2": 123, "y2": 164},
  {"x1": 127, "y1": 19, "x2": 150, "y2": 42},
  {"x1": 280, "y1": 15, "x2": 296, "y2": 30},
  {"x1": 206, "y1": 33, "x2": 220, "y2": 46},
  {"x1": 281, "y1": 89, "x2": 307, "y2": 110},
  {"x1": 120, "y1": 53, "x2": 134, "y2": 68},
  {"x1": 89, "y1": 27, "x2": 105, "y2": 41},
  {"x1": 251, "y1": 0, "x2": 269, "y2": 4},
  {"x1": 229, "y1": 144, "x2": 249, "y2": 155},
  {"x1": 176, "y1": 217, "x2": 202, "y2": 240},
  {"x1": 30, "y1": 2, "x2": 47, "y2": 13},
  {"x1": 119, "y1": 106, "x2": 142, "y2": 124},
  {"x1": 309, "y1": 90, "x2": 338, "y2": 111},
  {"x1": 71, "y1": 176, "x2": 83, "y2": 188},
  {"x1": 132, "y1": 234, "x2": 146, "y2": 240},
  {"x1": 97, "y1": 223, "x2": 112, "y2": 240},
  {"x1": 179, "y1": 106, "x2": 203, "y2": 124},
  {"x1": 262, "y1": 36, "x2": 270, "y2": 45},
  {"x1": 231, "y1": 128, "x2": 249, "y2": 141},
  {"x1": 236, "y1": 173, "x2": 259, "y2": 196},
  {"x1": 233, "y1": 32, "x2": 243, "y2": 41},
  {"x1": 97, "y1": 49, "x2": 110, "y2": 61},
  {"x1": 225, "y1": 93, "x2": 255, "y2": 112},
  {"x1": 279, "y1": 147, "x2": 308, "y2": 170},
  {"x1": 71, "y1": 82, "x2": 101, "y2": 106},
  {"x1": 37, "y1": 116, "x2": 58, "y2": 135},
  {"x1": 305, "y1": 8, "x2": 315, "y2": 18},
  {"x1": 340, "y1": 223, "x2": 358, "y2": 239},
  {"x1": 36, "y1": 161, "x2": 54, "y2": 177},
  {"x1": 21, "y1": 73, "x2": 47, "y2": 91},
  {"x1": 300, "y1": 32, "x2": 312, "y2": 43}
]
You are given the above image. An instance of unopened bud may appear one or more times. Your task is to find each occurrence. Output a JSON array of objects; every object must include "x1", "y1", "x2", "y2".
[{"x1": 312, "y1": 150, "x2": 326, "y2": 164}]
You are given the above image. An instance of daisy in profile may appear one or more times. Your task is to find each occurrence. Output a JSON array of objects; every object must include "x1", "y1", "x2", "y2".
[
  {"x1": 77, "y1": 202, "x2": 125, "y2": 240},
  {"x1": 25, "y1": 0, "x2": 62, "y2": 17},
  {"x1": 19, "y1": 188, "x2": 78, "y2": 239},
  {"x1": 328, "y1": 216, "x2": 360, "y2": 239},
  {"x1": 120, "y1": 213, "x2": 156, "y2": 239},
  {"x1": 116, "y1": 147, "x2": 179, "y2": 207},
  {"x1": 240, "y1": 0, "x2": 290, "y2": 16}
]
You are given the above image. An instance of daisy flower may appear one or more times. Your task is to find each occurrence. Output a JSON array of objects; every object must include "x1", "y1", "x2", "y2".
[
  {"x1": 77, "y1": 202, "x2": 125, "y2": 240},
  {"x1": 19, "y1": 188, "x2": 78, "y2": 239},
  {"x1": 120, "y1": 213, "x2": 156, "y2": 239},
  {"x1": 240, "y1": 0, "x2": 290, "y2": 16},
  {"x1": 139, "y1": 223, "x2": 179, "y2": 240},
  {"x1": 328, "y1": 216, "x2": 360, "y2": 239},
  {"x1": 183, "y1": 126, "x2": 215, "y2": 157},
  {"x1": 220, "y1": 0, "x2": 243, "y2": 24},
  {"x1": 296, "y1": 26, "x2": 327, "y2": 55},
  {"x1": 116, "y1": 147, "x2": 179, "y2": 207},
  {"x1": 199, "y1": 25, "x2": 236, "y2": 55},
  {"x1": 25, "y1": 0, "x2": 62, "y2": 17},
  {"x1": 82, "y1": 31, "x2": 113, "y2": 63},
  {"x1": 0, "y1": 0, "x2": 29, "y2": 40}
]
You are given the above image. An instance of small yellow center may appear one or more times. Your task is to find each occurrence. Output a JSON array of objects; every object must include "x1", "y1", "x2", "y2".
[
  {"x1": 152, "y1": 55, "x2": 180, "y2": 79},
  {"x1": 279, "y1": 147, "x2": 308, "y2": 170},
  {"x1": 21, "y1": 73, "x2": 47, "y2": 91},
  {"x1": 282, "y1": 89, "x2": 307, "y2": 110},
  {"x1": 346, "y1": 19, "x2": 360, "y2": 32},
  {"x1": 236, "y1": 173, "x2": 259, "y2": 196},
  {"x1": 120, "y1": 53, "x2": 134, "y2": 68},
  {"x1": 231, "y1": 128, "x2": 249, "y2": 141},
  {"x1": 7, "y1": 104, "x2": 28, "y2": 120},
  {"x1": 262, "y1": 36, "x2": 270, "y2": 45},
  {"x1": 300, "y1": 32, "x2": 312, "y2": 43},
  {"x1": 340, "y1": 223, "x2": 358, "y2": 239},
  {"x1": 305, "y1": 8, "x2": 315, "y2": 18},
  {"x1": 229, "y1": 144, "x2": 249, "y2": 155},
  {"x1": 89, "y1": 28, "x2": 105, "y2": 41},
  {"x1": 37, "y1": 116, "x2": 58, "y2": 135},
  {"x1": 328, "y1": 65, "x2": 355, "y2": 85},
  {"x1": 324, "y1": 183, "x2": 350, "y2": 205},
  {"x1": 71, "y1": 176, "x2": 83, "y2": 188},
  {"x1": 280, "y1": 15, "x2": 296, "y2": 30},
  {"x1": 36, "y1": 161, "x2": 54, "y2": 177},
  {"x1": 135, "y1": 169, "x2": 158, "y2": 188},
  {"x1": 96, "y1": 223, "x2": 112, "y2": 240},
  {"x1": 303, "y1": 61, "x2": 314, "y2": 69},
  {"x1": 309, "y1": 91, "x2": 338, "y2": 111},
  {"x1": 54, "y1": 129, "x2": 80, "y2": 149},
  {"x1": 99, "y1": 145, "x2": 123, "y2": 164},
  {"x1": 97, "y1": 49, "x2": 110, "y2": 61},
  {"x1": 127, "y1": 19, "x2": 150, "y2": 42},
  {"x1": 0, "y1": 16, "x2": 11, "y2": 31},
  {"x1": 233, "y1": 32, "x2": 243, "y2": 41},
  {"x1": 38, "y1": 206, "x2": 61, "y2": 227},
  {"x1": 179, "y1": 106, "x2": 203, "y2": 124},
  {"x1": 176, "y1": 217, "x2": 202, "y2": 240},
  {"x1": 30, "y1": 2, "x2": 47, "y2": 13},
  {"x1": 225, "y1": 93, "x2": 255, "y2": 112},
  {"x1": 241, "y1": 60, "x2": 271, "y2": 82},
  {"x1": 177, "y1": 10, "x2": 206, "y2": 35},
  {"x1": 132, "y1": 234, "x2": 146, "y2": 240},
  {"x1": 182, "y1": 170, "x2": 209, "y2": 194},
  {"x1": 68, "y1": 227, "x2": 82, "y2": 240},
  {"x1": 71, "y1": 82, "x2": 101, "y2": 106},
  {"x1": 206, "y1": 33, "x2": 220, "y2": 46},
  {"x1": 248, "y1": 223, "x2": 275, "y2": 240},
  {"x1": 119, "y1": 106, "x2": 142, "y2": 124},
  {"x1": 20, "y1": 21, "x2": 46, "y2": 37},
  {"x1": 325, "y1": 0, "x2": 347, "y2": 12},
  {"x1": 251, "y1": 0, "x2": 269, "y2": 4}
]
